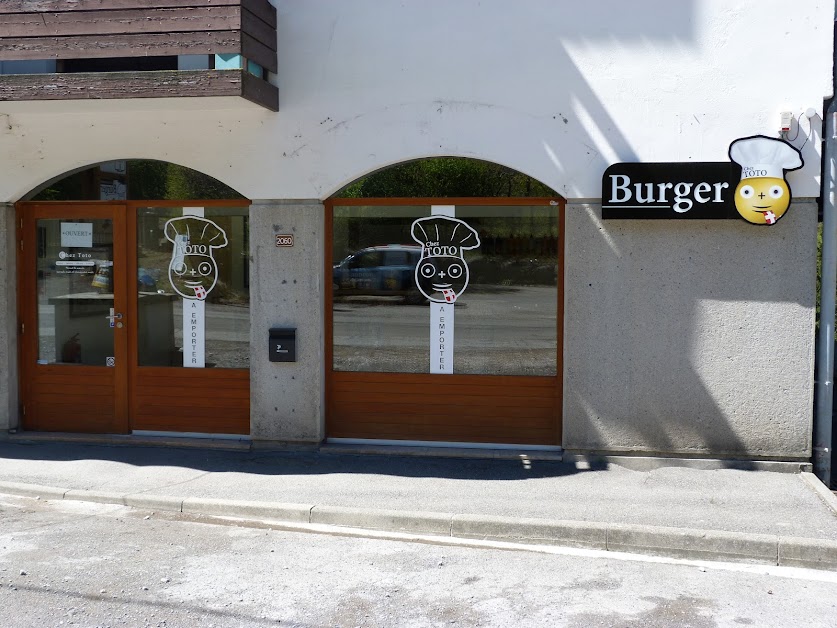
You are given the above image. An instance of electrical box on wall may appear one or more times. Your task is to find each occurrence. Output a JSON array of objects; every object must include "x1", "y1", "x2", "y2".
[
  {"x1": 780, "y1": 111, "x2": 793, "y2": 132},
  {"x1": 269, "y1": 328, "x2": 296, "y2": 362}
]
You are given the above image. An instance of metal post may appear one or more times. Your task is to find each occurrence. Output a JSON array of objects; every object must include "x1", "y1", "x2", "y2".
[{"x1": 814, "y1": 15, "x2": 837, "y2": 486}]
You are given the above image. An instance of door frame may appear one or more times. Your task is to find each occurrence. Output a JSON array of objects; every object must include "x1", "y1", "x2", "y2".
[
  {"x1": 16, "y1": 199, "x2": 251, "y2": 434},
  {"x1": 17, "y1": 202, "x2": 130, "y2": 432},
  {"x1": 324, "y1": 196, "x2": 566, "y2": 445}
]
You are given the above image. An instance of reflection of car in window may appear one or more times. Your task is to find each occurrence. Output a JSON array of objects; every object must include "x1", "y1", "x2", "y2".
[{"x1": 333, "y1": 245, "x2": 424, "y2": 303}]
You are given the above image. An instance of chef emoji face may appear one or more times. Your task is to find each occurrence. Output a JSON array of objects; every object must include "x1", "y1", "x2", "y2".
[
  {"x1": 411, "y1": 216, "x2": 481, "y2": 303},
  {"x1": 729, "y1": 135, "x2": 803, "y2": 225},
  {"x1": 164, "y1": 216, "x2": 228, "y2": 300}
]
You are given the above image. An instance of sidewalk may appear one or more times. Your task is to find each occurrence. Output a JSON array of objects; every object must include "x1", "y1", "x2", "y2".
[{"x1": 1, "y1": 440, "x2": 836, "y2": 570}]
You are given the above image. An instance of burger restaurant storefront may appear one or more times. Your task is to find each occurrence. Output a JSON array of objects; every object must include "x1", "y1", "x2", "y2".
[
  {"x1": 0, "y1": 0, "x2": 831, "y2": 464},
  {"x1": 11, "y1": 161, "x2": 566, "y2": 448},
  {"x1": 2, "y1": 148, "x2": 819, "y2": 462}
]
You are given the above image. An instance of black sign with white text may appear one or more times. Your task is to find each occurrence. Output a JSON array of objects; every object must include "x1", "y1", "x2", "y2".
[{"x1": 601, "y1": 162, "x2": 741, "y2": 219}]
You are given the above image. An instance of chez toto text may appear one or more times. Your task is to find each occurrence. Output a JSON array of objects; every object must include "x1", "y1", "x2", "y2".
[
  {"x1": 423, "y1": 243, "x2": 458, "y2": 257},
  {"x1": 608, "y1": 175, "x2": 730, "y2": 213}
]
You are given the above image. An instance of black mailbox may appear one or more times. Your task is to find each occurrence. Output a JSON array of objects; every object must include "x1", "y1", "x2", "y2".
[{"x1": 269, "y1": 328, "x2": 296, "y2": 362}]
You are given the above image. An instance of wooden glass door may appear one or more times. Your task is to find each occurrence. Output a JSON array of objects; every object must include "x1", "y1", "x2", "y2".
[{"x1": 18, "y1": 204, "x2": 129, "y2": 433}]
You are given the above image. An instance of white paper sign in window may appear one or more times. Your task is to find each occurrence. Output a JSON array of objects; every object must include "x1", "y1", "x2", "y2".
[{"x1": 60, "y1": 222, "x2": 93, "y2": 248}]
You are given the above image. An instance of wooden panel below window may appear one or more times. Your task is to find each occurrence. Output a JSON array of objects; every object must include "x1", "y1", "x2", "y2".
[
  {"x1": 328, "y1": 372, "x2": 561, "y2": 445},
  {"x1": 130, "y1": 367, "x2": 249, "y2": 434},
  {"x1": 25, "y1": 366, "x2": 119, "y2": 433}
]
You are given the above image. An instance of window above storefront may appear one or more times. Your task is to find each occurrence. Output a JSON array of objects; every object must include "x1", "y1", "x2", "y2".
[{"x1": 0, "y1": 1, "x2": 278, "y2": 111}]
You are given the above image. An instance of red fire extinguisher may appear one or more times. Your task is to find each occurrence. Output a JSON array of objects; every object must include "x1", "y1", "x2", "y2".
[{"x1": 61, "y1": 333, "x2": 81, "y2": 364}]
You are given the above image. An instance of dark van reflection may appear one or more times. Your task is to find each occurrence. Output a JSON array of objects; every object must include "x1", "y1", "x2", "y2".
[{"x1": 333, "y1": 245, "x2": 425, "y2": 304}]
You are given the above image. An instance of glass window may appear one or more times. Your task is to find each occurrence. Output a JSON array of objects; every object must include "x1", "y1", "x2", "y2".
[
  {"x1": 384, "y1": 250, "x2": 409, "y2": 266},
  {"x1": 30, "y1": 160, "x2": 245, "y2": 202},
  {"x1": 351, "y1": 251, "x2": 383, "y2": 269},
  {"x1": 36, "y1": 218, "x2": 115, "y2": 366},
  {"x1": 332, "y1": 204, "x2": 559, "y2": 376},
  {"x1": 335, "y1": 157, "x2": 558, "y2": 198},
  {"x1": 136, "y1": 206, "x2": 249, "y2": 369}
]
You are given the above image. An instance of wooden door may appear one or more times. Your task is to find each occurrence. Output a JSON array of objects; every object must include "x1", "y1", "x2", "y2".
[
  {"x1": 18, "y1": 203, "x2": 129, "y2": 433},
  {"x1": 126, "y1": 202, "x2": 251, "y2": 435}
]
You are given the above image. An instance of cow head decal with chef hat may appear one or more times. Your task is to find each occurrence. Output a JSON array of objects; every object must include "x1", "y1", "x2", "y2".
[
  {"x1": 411, "y1": 216, "x2": 481, "y2": 303},
  {"x1": 164, "y1": 216, "x2": 228, "y2": 300},
  {"x1": 729, "y1": 135, "x2": 803, "y2": 225}
]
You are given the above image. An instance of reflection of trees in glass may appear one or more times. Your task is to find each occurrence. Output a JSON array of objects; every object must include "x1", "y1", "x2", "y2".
[
  {"x1": 333, "y1": 209, "x2": 559, "y2": 288},
  {"x1": 332, "y1": 159, "x2": 561, "y2": 286},
  {"x1": 337, "y1": 157, "x2": 558, "y2": 198},
  {"x1": 32, "y1": 160, "x2": 244, "y2": 201}
]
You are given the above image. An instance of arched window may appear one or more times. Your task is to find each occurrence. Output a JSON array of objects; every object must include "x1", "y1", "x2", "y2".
[
  {"x1": 335, "y1": 157, "x2": 558, "y2": 198},
  {"x1": 28, "y1": 160, "x2": 245, "y2": 202}
]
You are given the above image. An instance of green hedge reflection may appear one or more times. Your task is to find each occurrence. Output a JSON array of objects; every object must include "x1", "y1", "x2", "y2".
[{"x1": 32, "y1": 160, "x2": 244, "y2": 201}]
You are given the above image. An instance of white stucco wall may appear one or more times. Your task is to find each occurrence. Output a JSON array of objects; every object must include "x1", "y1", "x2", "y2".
[{"x1": 0, "y1": 0, "x2": 831, "y2": 202}]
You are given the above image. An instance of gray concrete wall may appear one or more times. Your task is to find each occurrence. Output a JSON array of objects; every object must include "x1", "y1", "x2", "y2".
[
  {"x1": 563, "y1": 201, "x2": 818, "y2": 459},
  {"x1": 249, "y1": 200, "x2": 324, "y2": 444},
  {"x1": 0, "y1": 203, "x2": 17, "y2": 431}
]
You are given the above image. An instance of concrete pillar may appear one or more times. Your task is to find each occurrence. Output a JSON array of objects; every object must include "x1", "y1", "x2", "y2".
[
  {"x1": 249, "y1": 200, "x2": 324, "y2": 445},
  {"x1": 0, "y1": 203, "x2": 18, "y2": 431}
]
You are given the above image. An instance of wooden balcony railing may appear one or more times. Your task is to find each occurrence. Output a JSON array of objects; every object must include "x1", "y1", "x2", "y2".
[{"x1": 0, "y1": 0, "x2": 278, "y2": 110}]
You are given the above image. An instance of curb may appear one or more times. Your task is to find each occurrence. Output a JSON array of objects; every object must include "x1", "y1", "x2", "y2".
[
  {"x1": 800, "y1": 472, "x2": 837, "y2": 516},
  {"x1": 562, "y1": 454, "x2": 813, "y2": 474},
  {"x1": 2, "y1": 480, "x2": 836, "y2": 572}
]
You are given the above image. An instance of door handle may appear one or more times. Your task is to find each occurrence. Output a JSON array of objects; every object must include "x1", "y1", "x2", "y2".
[{"x1": 106, "y1": 308, "x2": 124, "y2": 326}]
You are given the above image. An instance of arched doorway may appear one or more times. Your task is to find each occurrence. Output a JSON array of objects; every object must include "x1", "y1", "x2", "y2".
[
  {"x1": 326, "y1": 158, "x2": 565, "y2": 446},
  {"x1": 16, "y1": 161, "x2": 250, "y2": 435}
]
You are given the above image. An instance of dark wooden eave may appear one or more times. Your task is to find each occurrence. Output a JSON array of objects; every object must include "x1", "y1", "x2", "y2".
[
  {"x1": 0, "y1": 0, "x2": 278, "y2": 111},
  {"x1": 0, "y1": 69, "x2": 278, "y2": 110}
]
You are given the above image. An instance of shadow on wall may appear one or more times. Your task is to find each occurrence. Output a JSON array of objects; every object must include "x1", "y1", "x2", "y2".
[
  {"x1": 308, "y1": 0, "x2": 813, "y2": 466},
  {"x1": 509, "y1": 1, "x2": 814, "y2": 466},
  {"x1": 563, "y1": 209, "x2": 817, "y2": 469},
  {"x1": 304, "y1": 0, "x2": 702, "y2": 198}
]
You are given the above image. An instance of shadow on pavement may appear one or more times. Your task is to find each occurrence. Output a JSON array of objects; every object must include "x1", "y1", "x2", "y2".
[{"x1": 0, "y1": 441, "x2": 608, "y2": 481}]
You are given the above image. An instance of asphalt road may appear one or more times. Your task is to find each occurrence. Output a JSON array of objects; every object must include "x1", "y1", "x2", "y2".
[{"x1": 2, "y1": 493, "x2": 837, "y2": 628}]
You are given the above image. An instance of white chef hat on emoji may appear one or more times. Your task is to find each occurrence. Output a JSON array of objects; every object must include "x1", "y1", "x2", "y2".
[
  {"x1": 729, "y1": 135, "x2": 803, "y2": 180},
  {"x1": 411, "y1": 216, "x2": 480, "y2": 255}
]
